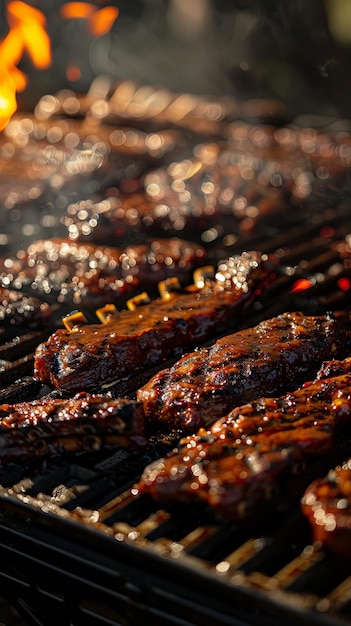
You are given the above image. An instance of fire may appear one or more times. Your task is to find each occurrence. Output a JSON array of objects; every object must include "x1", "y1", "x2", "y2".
[
  {"x1": 0, "y1": 1, "x2": 51, "y2": 131},
  {"x1": 60, "y1": 2, "x2": 119, "y2": 37},
  {"x1": 0, "y1": 74, "x2": 17, "y2": 123},
  {"x1": 0, "y1": 1, "x2": 119, "y2": 131}
]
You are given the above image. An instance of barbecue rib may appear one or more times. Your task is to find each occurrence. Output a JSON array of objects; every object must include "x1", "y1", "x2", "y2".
[
  {"x1": 137, "y1": 312, "x2": 350, "y2": 433},
  {"x1": 68, "y1": 172, "x2": 286, "y2": 243},
  {"x1": 0, "y1": 286, "x2": 51, "y2": 327},
  {"x1": 34, "y1": 251, "x2": 277, "y2": 393},
  {"x1": 64, "y1": 132, "x2": 345, "y2": 246},
  {"x1": 315, "y1": 355, "x2": 351, "y2": 379},
  {"x1": 301, "y1": 458, "x2": 351, "y2": 561},
  {"x1": 137, "y1": 368, "x2": 351, "y2": 522},
  {"x1": 92, "y1": 130, "x2": 348, "y2": 242},
  {"x1": 0, "y1": 237, "x2": 205, "y2": 307},
  {"x1": 0, "y1": 393, "x2": 146, "y2": 464}
]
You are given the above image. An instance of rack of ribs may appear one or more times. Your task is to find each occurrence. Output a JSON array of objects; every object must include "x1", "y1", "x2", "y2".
[
  {"x1": 33, "y1": 251, "x2": 278, "y2": 393},
  {"x1": 4, "y1": 311, "x2": 350, "y2": 472},
  {"x1": 136, "y1": 362, "x2": 351, "y2": 523},
  {"x1": 137, "y1": 311, "x2": 351, "y2": 433}
]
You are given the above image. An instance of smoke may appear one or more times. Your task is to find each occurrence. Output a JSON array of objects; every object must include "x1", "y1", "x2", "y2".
[
  {"x1": 13, "y1": 1, "x2": 351, "y2": 118},
  {"x1": 90, "y1": 0, "x2": 241, "y2": 97}
]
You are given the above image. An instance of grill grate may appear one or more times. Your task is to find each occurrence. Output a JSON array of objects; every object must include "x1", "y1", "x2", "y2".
[
  {"x1": 2, "y1": 105, "x2": 351, "y2": 625},
  {"x1": 1, "y1": 212, "x2": 351, "y2": 625},
  {"x1": 1, "y1": 472, "x2": 351, "y2": 626}
]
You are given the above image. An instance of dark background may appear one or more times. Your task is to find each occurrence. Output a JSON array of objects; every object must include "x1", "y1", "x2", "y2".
[{"x1": 10, "y1": 1, "x2": 351, "y2": 121}]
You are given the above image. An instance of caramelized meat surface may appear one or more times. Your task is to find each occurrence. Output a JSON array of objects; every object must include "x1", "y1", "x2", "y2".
[
  {"x1": 138, "y1": 312, "x2": 350, "y2": 433},
  {"x1": 137, "y1": 369, "x2": 351, "y2": 522},
  {"x1": 63, "y1": 123, "x2": 350, "y2": 243},
  {"x1": 69, "y1": 174, "x2": 286, "y2": 243},
  {"x1": 34, "y1": 251, "x2": 277, "y2": 393},
  {"x1": 315, "y1": 355, "x2": 351, "y2": 379},
  {"x1": 0, "y1": 393, "x2": 146, "y2": 463},
  {"x1": 0, "y1": 286, "x2": 51, "y2": 327},
  {"x1": 0, "y1": 237, "x2": 205, "y2": 307},
  {"x1": 301, "y1": 459, "x2": 351, "y2": 560}
]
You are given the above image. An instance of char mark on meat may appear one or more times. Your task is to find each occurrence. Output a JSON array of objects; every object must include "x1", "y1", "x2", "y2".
[
  {"x1": 137, "y1": 311, "x2": 350, "y2": 433},
  {"x1": 136, "y1": 366, "x2": 351, "y2": 522},
  {"x1": 33, "y1": 251, "x2": 278, "y2": 393}
]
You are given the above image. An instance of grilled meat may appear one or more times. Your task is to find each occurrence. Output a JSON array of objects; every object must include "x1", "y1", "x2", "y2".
[
  {"x1": 138, "y1": 312, "x2": 350, "y2": 433},
  {"x1": 66, "y1": 149, "x2": 288, "y2": 244},
  {"x1": 0, "y1": 393, "x2": 146, "y2": 464},
  {"x1": 33, "y1": 251, "x2": 278, "y2": 393},
  {"x1": 0, "y1": 123, "x2": 110, "y2": 203},
  {"x1": 301, "y1": 459, "x2": 351, "y2": 560},
  {"x1": 315, "y1": 355, "x2": 351, "y2": 379},
  {"x1": 0, "y1": 237, "x2": 205, "y2": 307},
  {"x1": 137, "y1": 369, "x2": 351, "y2": 522},
  {"x1": 0, "y1": 286, "x2": 51, "y2": 327},
  {"x1": 62, "y1": 184, "x2": 285, "y2": 246},
  {"x1": 68, "y1": 126, "x2": 341, "y2": 246}
]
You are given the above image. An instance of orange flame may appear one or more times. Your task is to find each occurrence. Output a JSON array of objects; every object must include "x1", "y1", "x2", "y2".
[
  {"x1": 0, "y1": 1, "x2": 51, "y2": 130},
  {"x1": 60, "y1": 2, "x2": 96, "y2": 19},
  {"x1": 0, "y1": 1, "x2": 119, "y2": 131},
  {"x1": 60, "y1": 2, "x2": 119, "y2": 37},
  {"x1": 0, "y1": 72, "x2": 17, "y2": 126}
]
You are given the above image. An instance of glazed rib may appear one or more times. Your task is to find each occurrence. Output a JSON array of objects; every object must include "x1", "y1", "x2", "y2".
[
  {"x1": 34, "y1": 251, "x2": 277, "y2": 393},
  {"x1": 0, "y1": 393, "x2": 146, "y2": 464},
  {"x1": 315, "y1": 355, "x2": 351, "y2": 379},
  {"x1": 137, "y1": 368, "x2": 351, "y2": 522},
  {"x1": 0, "y1": 237, "x2": 205, "y2": 307},
  {"x1": 0, "y1": 286, "x2": 51, "y2": 327},
  {"x1": 137, "y1": 312, "x2": 350, "y2": 433},
  {"x1": 61, "y1": 115, "x2": 350, "y2": 242},
  {"x1": 301, "y1": 458, "x2": 351, "y2": 561},
  {"x1": 68, "y1": 176, "x2": 286, "y2": 243}
]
